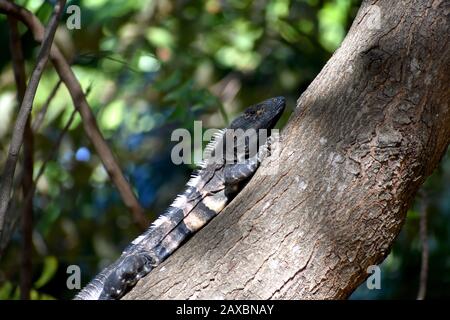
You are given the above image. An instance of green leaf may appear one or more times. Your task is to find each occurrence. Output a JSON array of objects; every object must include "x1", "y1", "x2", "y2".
[{"x1": 34, "y1": 256, "x2": 58, "y2": 289}]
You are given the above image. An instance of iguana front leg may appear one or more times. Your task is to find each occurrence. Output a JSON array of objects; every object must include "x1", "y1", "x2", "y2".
[{"x1": 224, "y1": 135, "x2": 274, "y2": 186}]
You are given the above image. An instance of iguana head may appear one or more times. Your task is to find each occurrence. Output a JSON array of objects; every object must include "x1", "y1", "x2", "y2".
[
  {"x1": 219, "y1": 96, "x2": 286, "y2": 163},
  {"x1": 229, "y1": 96, "x2": 286, "y2": 131}
]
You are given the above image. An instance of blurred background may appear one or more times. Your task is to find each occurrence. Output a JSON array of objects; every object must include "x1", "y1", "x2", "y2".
[{"x1": 0, "y1": 0, "x2": 448, "y2": 300}]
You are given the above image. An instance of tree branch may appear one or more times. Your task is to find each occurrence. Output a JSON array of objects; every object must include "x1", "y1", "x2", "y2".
[
  {"x1": 417, "y1": 192, "x2": 428, "y2": 300},
  {"x1": 7, "y1": 12, "x2": 34, "y2": 300},
  {"x1": 0, "y1": 0, "x2": 149, "y2": 230},
  {"x1": 0, "y1": 0, "x2": 66, "y2": 255},
  {"x1": 32, "y1": 79, "x2": 62, "y2": 133},
  {"x1": 124, "y1": 0, "x2": 450, "y2": 299}
]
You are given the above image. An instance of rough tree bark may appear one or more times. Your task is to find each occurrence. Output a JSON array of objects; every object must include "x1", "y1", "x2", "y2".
[{"x1": 124, "y1": 0, "x2": 449, "y2": 299}]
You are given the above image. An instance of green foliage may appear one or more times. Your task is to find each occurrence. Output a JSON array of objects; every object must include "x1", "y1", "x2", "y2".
[
  {"x1": 0, "y1": 256, "x2": 57, "y2": 300},
  {"x1": 34, "y1": 256, "x2": 58, "y2": 289}
]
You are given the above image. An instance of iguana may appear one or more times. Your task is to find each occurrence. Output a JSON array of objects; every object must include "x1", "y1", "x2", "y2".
[{"x1": 75, "y1": 96, "x2": 286, "y2": 300}]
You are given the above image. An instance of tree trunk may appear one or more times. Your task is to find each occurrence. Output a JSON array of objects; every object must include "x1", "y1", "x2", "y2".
[{"x1": 124, "y1": 0, "x2": 450, "y2": 299}]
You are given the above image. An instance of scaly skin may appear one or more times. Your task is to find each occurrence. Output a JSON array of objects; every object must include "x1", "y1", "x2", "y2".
[{"x1": 74, "y1": 97, "x2": 285, "y2": 300}]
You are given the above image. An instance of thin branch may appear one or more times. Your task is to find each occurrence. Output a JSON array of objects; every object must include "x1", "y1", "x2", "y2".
[
  {"x1": 20, "y1": 123, "x2": 34, "y2": 301},
  {"x1": 3, "y1": 106, "x2": 78, "y2": 260},
  {"x1": 7, "y1": 12, "x2": 34, "y2": 300},
  {"x1": 0, "y1": 0, "x2": 66, "y2": 254},
  {"x1": 417, "y1": 193, "x2": 429, "y2": 300},
  {"x1": 0, "y1": 0, "x2": 149, "y2": 231},
  {"x1": 210, "y1": 72, "x2": 242, "y2": 125},
  {"x1": 32, "y1": 79, "x2": 62, "y2": 132},
  {"x1": 1, "y1": 79, "x2": 96, "y2": 261},
  {"x1": 8, "y1": 107, "x2": 77, "y2": 257},
  {"x1": 29, "y1": 108, "x2": 77, "y2": 205},
  {"x1": 33, "y1": 85, "x2": 96, "y2": 201}
]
